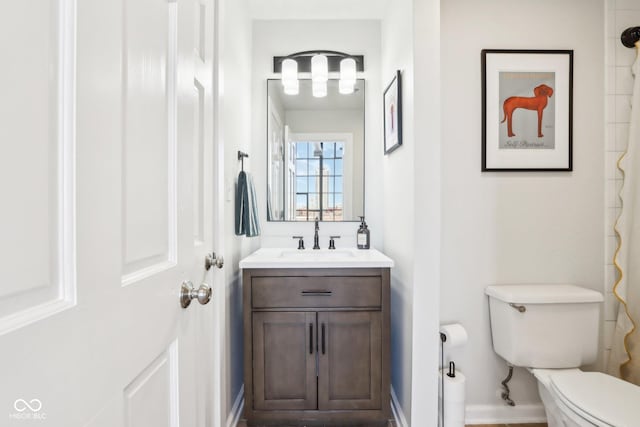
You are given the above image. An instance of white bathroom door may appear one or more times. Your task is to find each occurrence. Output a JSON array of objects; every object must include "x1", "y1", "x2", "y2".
[{"x1": 0, "y1": 0, "x2": 219, "y2": 426}]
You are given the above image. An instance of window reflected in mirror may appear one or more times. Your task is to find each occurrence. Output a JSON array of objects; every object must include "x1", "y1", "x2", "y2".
[{"x1": 293, "y1": 141, "x2": 344, "y2": 221}]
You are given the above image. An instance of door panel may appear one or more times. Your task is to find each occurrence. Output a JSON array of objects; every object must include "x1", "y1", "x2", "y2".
[
  {"x1": 122, "y1": 0, "x2": 175, "y2": 280},
  {"x1": 193, "y1": 78, "x2": 206, "y2": 245},
  {"x1": 0, "y1": 0, "x2": 75, "y2": 335},
  {"x1": 123, "y1": 342, "x2": 179, "y2": 427},
  {"x1": 252, "y1": 312, "x2": 317, "y2": 410},
  {"x1": 0, "y1": 0, "x2": 218, "y2": 425},
  {"x1": 318, "y1": 311, "x2": 382, "y2": 410},
  {"x1": 190, "y1": 0, "x2": 220, "y2": 425}
]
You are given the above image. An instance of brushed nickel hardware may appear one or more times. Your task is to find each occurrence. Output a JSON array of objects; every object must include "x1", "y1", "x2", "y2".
[
  {"x1": 328, "y1": 235, "x2": 340, "y2": 250},
  {"x1": 292, "y1": 236, "x2": 305, "y2": 250},
  {"x1": 205, "y1": 253, "x2": 224, "y2": 270},
  {"x1": 180, "y1": 281, "x2": 212, "y2": 308},
  {"x1": 301, "y1": 290, "x2": 332, "y2": 296},
  {"x1": 509, "y1": 303, "x2": 526, "y2": 313}
]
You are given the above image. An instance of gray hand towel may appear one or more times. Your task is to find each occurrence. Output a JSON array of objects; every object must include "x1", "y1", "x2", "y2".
[{"x1": 235, "y1": 171, "x2": 261, "y2": 237}]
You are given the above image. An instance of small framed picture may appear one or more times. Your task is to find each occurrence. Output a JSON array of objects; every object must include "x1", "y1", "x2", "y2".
[
  {"x1": 482, "y1": 49, "x2": 573, "y2": 171},
  {"x1": 384, "y1": 70, "x2": 402, "y2": 154}
]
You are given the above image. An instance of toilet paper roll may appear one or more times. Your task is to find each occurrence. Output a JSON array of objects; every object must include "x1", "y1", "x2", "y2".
[
  {"x1": 439, "y1": 323, "x2": 468, "y2": 348},
  {"x1": 439, "y1": 368, "x2": 466, "y2": 427}
]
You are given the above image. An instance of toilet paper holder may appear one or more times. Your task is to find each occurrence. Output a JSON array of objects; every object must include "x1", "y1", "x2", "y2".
[
  {"x1": 447, "y1": 361, "x2": 456, "y2": 378},
  {"x1": 439, "y1": 323, "x2": 468, "y2": 348}
]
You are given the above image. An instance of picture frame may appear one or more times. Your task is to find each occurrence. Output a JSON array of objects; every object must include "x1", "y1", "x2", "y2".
[
  {"x1": 384, "y1": 70, "x2": 402, "y2": 154},
  {"x1": 482, "y1": 49, "x2": 573, "y2": 171}
]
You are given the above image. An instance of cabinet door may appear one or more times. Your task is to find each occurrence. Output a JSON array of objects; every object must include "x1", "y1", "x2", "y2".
[
  {"x1": 318, "y1": 311, "x2": 382, "y2": 410},
  {"x1": 252, "y1": 311, "x2": 317, "y2": 410}
]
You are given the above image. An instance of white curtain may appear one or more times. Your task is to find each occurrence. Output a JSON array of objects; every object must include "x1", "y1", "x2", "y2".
[{"x1": 608, "y1": 44, "x2": 640, "y2": 385}]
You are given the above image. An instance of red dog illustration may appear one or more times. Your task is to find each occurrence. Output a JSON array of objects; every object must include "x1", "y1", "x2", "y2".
[{"x1": 501, "y1": 84, "x2": 554, "y2": 138}]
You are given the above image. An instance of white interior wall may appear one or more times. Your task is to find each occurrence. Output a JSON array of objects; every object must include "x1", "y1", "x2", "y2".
[
  {"x1": 251, "y1": 20, "x2": 383, "y2": 249},
  {"x1": 411, "y1": 0, "x2": 441, "y2": 424},
  {"x1": 440, "y1": 0, "x2": 604, "y2": 423},
  {"x1": 218, "y1": 0, "x2": 257, "y2": 421},
  {"x1": 379, "y1": 2, "x2": 443, "y2": 425},
  {"x1": 380, "y1": 0, "x2": 416, "y2": 422}
]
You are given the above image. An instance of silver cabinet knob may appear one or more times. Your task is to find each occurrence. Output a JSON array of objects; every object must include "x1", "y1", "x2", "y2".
[
  {"x1": 180, "y1": 281, "x2": 212, "y2": 308},
  {"x1": 205, "y1": 253, "x2": 224, "y2": 270}
]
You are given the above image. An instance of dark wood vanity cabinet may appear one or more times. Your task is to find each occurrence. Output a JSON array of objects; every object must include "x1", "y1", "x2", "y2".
[
  {"x1": 242, "y1": 268, "x2": 392, "y2": 426},
  {"x1": 252, "y1": 311, "x2": 317, "y2": 410},
  {"x1": 318, "y1": 311, "x2": 383, "y2": 410}
]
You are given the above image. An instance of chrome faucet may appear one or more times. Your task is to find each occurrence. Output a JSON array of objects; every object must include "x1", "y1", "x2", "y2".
[{"x1": 313, "y1": 217, "x2": 320, "y2": 249}]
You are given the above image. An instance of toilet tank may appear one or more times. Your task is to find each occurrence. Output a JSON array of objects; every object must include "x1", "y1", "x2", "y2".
[{"x1": 485, "y1": 284, "x2": 603, "y2": 368}]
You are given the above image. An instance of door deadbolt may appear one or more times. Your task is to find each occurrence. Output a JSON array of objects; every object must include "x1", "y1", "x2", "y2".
[{"x1": 205, "y1": 253, "x2": 224, "y2": 270}]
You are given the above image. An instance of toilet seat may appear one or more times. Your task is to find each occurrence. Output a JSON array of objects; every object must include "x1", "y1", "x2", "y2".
[{"x1": 549, "y1": 371, "x2": 640, "y2": 427}]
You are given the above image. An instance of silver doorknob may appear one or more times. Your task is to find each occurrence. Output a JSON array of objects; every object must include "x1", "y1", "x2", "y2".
[
  {"x1": 180, "y1": 281, "x2": 212, "y2": 308},
  {"x1": 205, "y1": 253, "x2": 224, "y2": 270}
]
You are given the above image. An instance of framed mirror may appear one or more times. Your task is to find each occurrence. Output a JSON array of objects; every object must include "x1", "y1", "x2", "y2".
[{"x1": 267, "y1": 79, "x2": 365, "y2": 222}]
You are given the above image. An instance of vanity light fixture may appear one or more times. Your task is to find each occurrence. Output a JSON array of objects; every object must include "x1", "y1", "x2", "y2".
[
  {"x1": 281, "y1": 58, "x2": 299, "y2": 95},
  {"x1": 312, "y1": 80, "x2": 327, "y2": 98},
  {"x1": 311, "y1": 54, "x2": 328, "y2": 97},
  {"x1": 339, "y1": 57, "x2": 356, "y2": 94},
  {"x1": 273, "y1": 50, "x2": 364, "y2": 97},
  {"x1": 283, "y1": 80, "x2": 299, "y2": 96},
  {"x1": 311, "y1": 54, "x2": 328, "y2": 82},
  {"x1": 338, "y1": 79, "x2": 354, "y2": 95}
]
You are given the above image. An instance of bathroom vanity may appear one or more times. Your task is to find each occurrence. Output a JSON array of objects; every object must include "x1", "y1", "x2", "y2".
[{"x1": 239, "y1": 248, "x2": 394, "y2": 426}]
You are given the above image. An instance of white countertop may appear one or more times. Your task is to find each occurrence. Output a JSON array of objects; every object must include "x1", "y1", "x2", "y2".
[{"x1": 239, "y1": 247, "x2": 394, "y2": 269}]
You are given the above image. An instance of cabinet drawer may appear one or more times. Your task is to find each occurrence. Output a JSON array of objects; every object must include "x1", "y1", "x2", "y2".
[{"x1": 252, "y1": 276, "x2": 381, "y2": 308}]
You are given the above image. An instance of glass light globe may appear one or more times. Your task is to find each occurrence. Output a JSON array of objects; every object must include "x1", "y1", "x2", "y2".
[{"x1": 311, "y1": 54, "x2": 328, "y2": 83}]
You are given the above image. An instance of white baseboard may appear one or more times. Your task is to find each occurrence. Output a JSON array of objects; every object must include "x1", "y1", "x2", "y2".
[
  {"x1": 228, "y1": 384, "x2": 406, "y2": 427},
  {"x1": 465, "y1": 403, "x2": 546, "y2": 425},
  {"x1": 226, "y1": 385, "x2": 544, "y2": 427},
  {"x1": 226, "y1": 384, "x2": 244, "y2": 427},
  {"x1": 390, "y1": 386, "x2": 409, "y2": 427}
]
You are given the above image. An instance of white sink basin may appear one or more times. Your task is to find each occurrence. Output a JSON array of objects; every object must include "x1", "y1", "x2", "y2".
[
  {"x1": 279, "y1": 249, "x2": 355, "y2": 259},
  {"x1": 239, "y1": 247, "x2": 393, "y2": 269}
]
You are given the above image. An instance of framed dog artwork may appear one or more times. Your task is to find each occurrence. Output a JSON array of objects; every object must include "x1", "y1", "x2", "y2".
[
  {"x1": 384, "y1": 70, "x2": 402, "y2": 154},
  {"x1": 482, "y1": 50, "x2": 573, "y2": 171}
]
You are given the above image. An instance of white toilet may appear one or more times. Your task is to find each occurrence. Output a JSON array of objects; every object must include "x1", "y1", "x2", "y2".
[{"x1": 485, "y1": 284, "x2": 640, "y2": 427}]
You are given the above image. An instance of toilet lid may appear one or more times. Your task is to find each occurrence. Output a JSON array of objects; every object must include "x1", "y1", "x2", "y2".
[{"x1": 550, "y1": 371, "x2": 640, "y2": 427}]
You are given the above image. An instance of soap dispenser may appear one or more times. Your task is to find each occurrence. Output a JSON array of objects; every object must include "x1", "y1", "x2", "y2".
[{"x1": 357, "y1": 216, "x2": 370, "y2": 249}]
